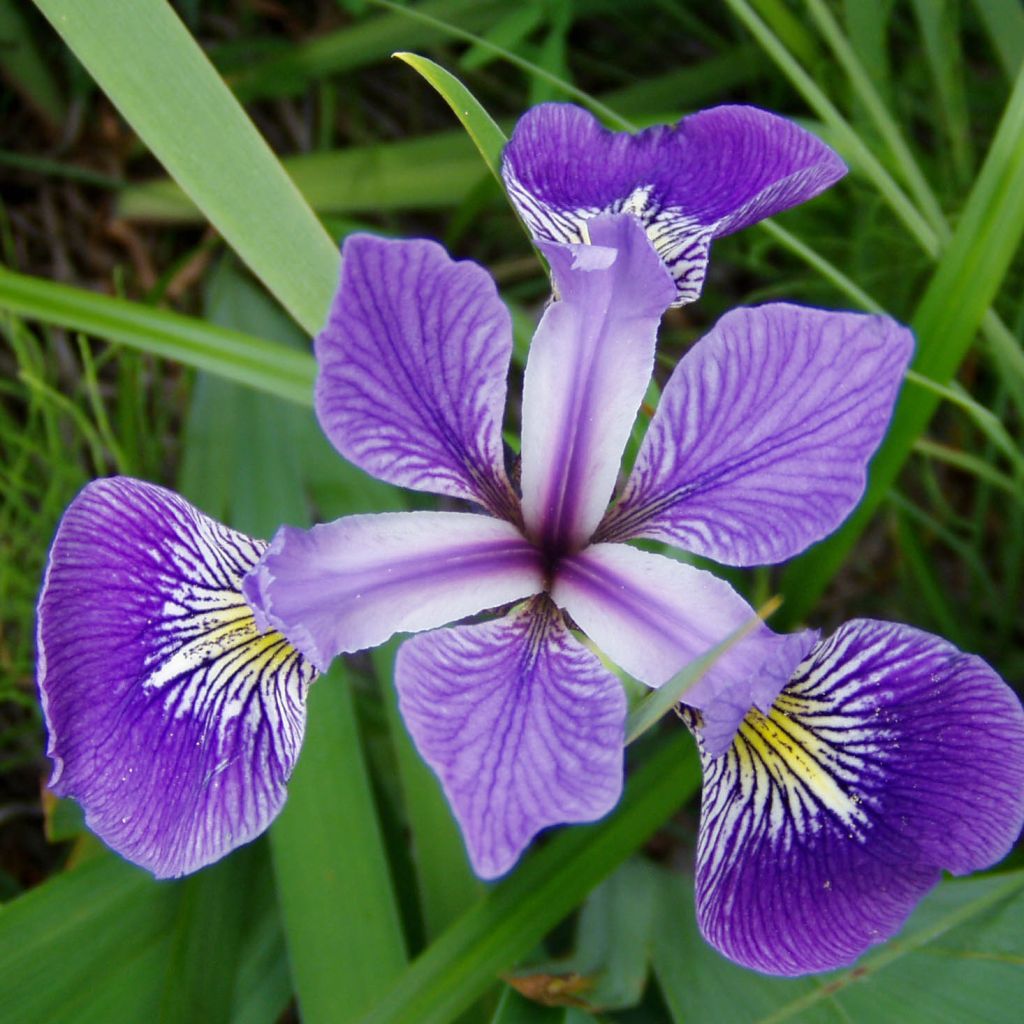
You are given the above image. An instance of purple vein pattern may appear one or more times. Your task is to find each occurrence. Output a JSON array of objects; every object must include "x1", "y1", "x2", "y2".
[
  {"x1": 37, "y1": 478, "x2": 317, "y2": 877},
  {"x1": 316, "y1": 233, "x2": 518, "y2": 519},
  {"x1": 502, "y1": 103, "x2": 846, "y2": 304},
  {"x1": 599, "y1": 304, "x2": 914, "y2": 565},
  {"x1": 683, "y1": 619, "x2": 1024, "y2": 975},
  {"x1": 397, "y1": 597, "x2": 625, "y2": 877}
]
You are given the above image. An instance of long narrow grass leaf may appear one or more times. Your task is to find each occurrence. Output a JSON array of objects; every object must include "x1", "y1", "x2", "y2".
[
  {"x1": 118, "y1": 133, "x2": 487, "y2": 222},
  {"x1": 393, "y1": 53, "x2": 507, "y2": 181},
  {"x1": 0, "y1": 267, "x2": 315, "y2": 405},
  {"x1": 33, "y1": 0, "x2": 338, "y2": 334},
  {"x1": 970, "y1": 0, "x2": 1024, "y2": 79},
  {"x1": 0, "y1": 855, "x2": 178, "y2": 1024}
]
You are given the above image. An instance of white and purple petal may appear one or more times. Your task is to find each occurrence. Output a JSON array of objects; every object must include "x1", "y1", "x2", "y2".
[
  {"x1": 36, "y1": 477, "x2": 317, "y2": 878},
  {"x1": 551, "y1": 542, "x2": 812, "y2": 752},
  {"x1": 243, "y1": 511, "x2": 545, "y2": 672},
  {"x1": 600, "y1": 305, "x2": 914, "y2": 565},
  {"x1": 502, "y1": 103, "x2": 846, "y2": 304},
  {"x1": 690, "y1": 619, "x2": 1024, "y2": 976},
  {"x1": 519, "y1": 214, "x2": 675, "y2": 553},
  {"x1": 396, "y1": 598, "x2": 626, "y2": 878},
  {"x1": 316, "y1": 233, "x2": 518, "y2": 518}
]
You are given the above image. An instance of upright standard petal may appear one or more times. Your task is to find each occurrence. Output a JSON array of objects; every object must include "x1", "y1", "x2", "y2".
[
  {"x1": 519, "y1": 215, "x2": 675, "y2": 553},
  {"x1": 689, "y1": 620, "x2": 1024, "y2": 976},
  {"x1": 503, "y1": 103, "x2": 846, "y2": 304},
  {"x1": 551, "y1": 543, "x2": 812, "y2": 752},
  {"x1": 396, "y1": 598, "x2": 626, "y2": 879},
  {"x1": 316, "y1": 233, "x2": 518, "y2": 519},
  {"x1": 36, "y1": 477, "x2": 317, "y2": 878},
  {"x1": 244, "y1": 511, "x2": 545, "y2": 672},
  {"x1": 599, "y1": 305, "x2": 914, "y2": 565}
]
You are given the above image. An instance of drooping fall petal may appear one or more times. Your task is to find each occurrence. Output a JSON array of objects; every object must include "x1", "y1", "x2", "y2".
[
  {"x1": 690, "y1": 619, "x2": 1024, "y2": 975},
  {"x1": 37, "y1": 477, "x2": 317, "y2": 877}
]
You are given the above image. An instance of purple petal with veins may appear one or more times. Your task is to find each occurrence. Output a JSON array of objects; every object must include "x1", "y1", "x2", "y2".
[
  {"x1": 243, "y1": 511, "x2": 545, "y2": 672},
  {"x1": 600, "y1": 304, "x2": 914, "y2": 565},
  {"x1": 689, "y1": 619, "x2": 1024, "y2": 975},
  {"x1": 37, "y1": 477, "x2": 317, "y2": 878},
  {"x1": 316, "y1": 233, "x2": 518, "y2": 518},
  {"x1": 503, "y1": 103, "x2": 846, "y2": 304},
  {"x1": 519, "y1": 214, "x2": 674, "y2": 553},
  {"x1": 396, "y1": 598, "x2": 625, "y2": 878}
]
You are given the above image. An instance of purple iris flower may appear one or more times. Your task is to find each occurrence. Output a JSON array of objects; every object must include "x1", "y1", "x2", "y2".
[{"x1": 34, "y1": 101, "x2": 1024, "y2": 981}]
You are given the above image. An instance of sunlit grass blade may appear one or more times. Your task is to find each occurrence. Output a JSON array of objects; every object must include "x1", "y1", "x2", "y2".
[
  {"x1": 0, "y1": 267, "x2": 315, "y2": 405},
  {"x1": 625, "y1": 597, "x2": 782, "y2": 744},
  {"x1": 780, "y1": 64, "x2": 1024, "y2": 625},
  {"x1": 370, "y1": 0, "x2": 631, "y2": 129},
  {"x1": 391, "y1": 53, "x2": 540, "y2": 261},
  {"x1": 357, "y1": 733, "x2": 700, "y2": 1024},
  {"x1": 33, "y1": 0, "x2": 338, "y2": 334},
  {"x1": 802, "y1": 0, "x2": 948, "y2": 238},
  {"x1": 723, "y1": 0, "x2": 940, "y2": 255}
]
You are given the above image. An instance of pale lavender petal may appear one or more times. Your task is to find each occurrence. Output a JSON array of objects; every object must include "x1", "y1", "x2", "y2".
[
  {"x1": 551, "y1": 542, "x2": 810, "y2": 752},
  {"x1": 503, "y1": 103, "x2": 846, "y2": 304},
  {"x1": 36, "y1": 477, "x2": 317, "y2": 878},
  {"x1": 600, "y1": 305, "x2": 914, "y2": 565},
  {"x1": 316, "y1": 233, "x2": 518, "y2": 519},
  {"x1": 690, "y1": 619, "x2": 1024, "y2": 976},
  {"x1": 243, "y1": 511, "x2": 544, "y2": 672},
  {"x1": 519, "y1": 215, "x2": 674, "y2": 553},
  {"x1": 396, "y1": 598, "x2": 625, "y2": 878}
]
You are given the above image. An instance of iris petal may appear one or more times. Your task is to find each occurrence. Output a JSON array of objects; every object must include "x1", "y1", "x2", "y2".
[
  {"x1": 599, "y1": 304, "x2": 914, "y2": 565},
  {"x1": 396, "y1": 598, "x2": 626, "y2": 878},
  {"x1": 244, "y1": 511, "x2": 545, "y2": 671},
  {"x1": 37, "y1": 477, "x2": 317, "y2": 878},
  {"x1": 690, "y1": 619, "x2": 1024, "y2": 975},
  {"x1": 519, "y1": 214, "x2": 674, "y2": 552},
  {"x1": 316, "y1": 233, "x2": 518, "y2": 518},
  {"x1": 503, "y1": 103, "x2": 846, "y2": 304}
]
